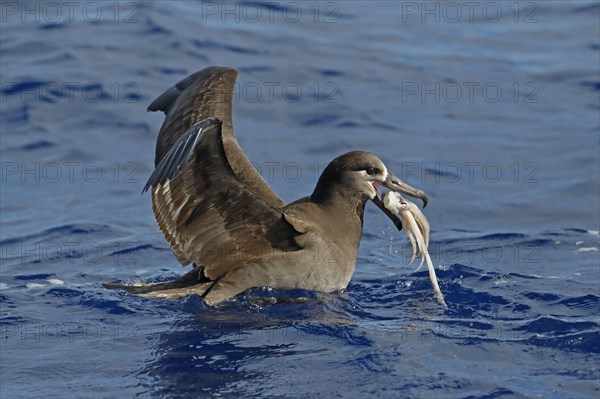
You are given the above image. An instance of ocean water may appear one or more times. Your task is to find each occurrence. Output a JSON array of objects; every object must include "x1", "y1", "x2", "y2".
[{"x1": 1, "y1": 1, "x2": 599, "y2": 398}]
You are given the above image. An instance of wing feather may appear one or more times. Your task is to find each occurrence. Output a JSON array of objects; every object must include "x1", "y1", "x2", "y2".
[
  {"x1": 147, "y1": 67, "x2": 285, "y2": 209},
  {"x1": 145, "y1": 117, "x2": 304, "y2": 279}
]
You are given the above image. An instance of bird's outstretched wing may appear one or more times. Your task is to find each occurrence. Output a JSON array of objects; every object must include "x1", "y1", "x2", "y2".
[
  {"x1": 148, "y1": 66, "x2": 284, "y2": 209},
  {"x1": 144, "y1": 117, "x2": 304, "y2": 280}
]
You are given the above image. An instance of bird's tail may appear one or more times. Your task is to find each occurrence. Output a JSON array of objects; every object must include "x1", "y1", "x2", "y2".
[{"x1": 103, "y1": 265, "x2": 213, "y2": 299}]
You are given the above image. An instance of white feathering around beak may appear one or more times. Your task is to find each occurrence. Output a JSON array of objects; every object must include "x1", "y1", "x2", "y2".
[{"x1": 381, "y1": 164, "x2": 388, "y2": 182}]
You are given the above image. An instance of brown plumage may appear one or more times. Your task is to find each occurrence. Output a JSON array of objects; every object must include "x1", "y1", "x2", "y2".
[{"x1": 104, "y1": 67, "x2": 428, "y2": 305}]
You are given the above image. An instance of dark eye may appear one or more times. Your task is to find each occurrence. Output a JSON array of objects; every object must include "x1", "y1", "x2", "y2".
[{"x1": 366, "y1": 167, "x2": 379, "y2": 176}]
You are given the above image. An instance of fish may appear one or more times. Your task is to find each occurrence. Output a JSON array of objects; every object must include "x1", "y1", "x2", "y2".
[{"x1": 384, "y1": 191, "x2": 447, "y2": 308}]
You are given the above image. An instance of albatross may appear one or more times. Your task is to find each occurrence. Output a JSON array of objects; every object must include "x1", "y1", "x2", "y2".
[{"x1": 104, "y1": 67, "x2": 428, "y2": 305}]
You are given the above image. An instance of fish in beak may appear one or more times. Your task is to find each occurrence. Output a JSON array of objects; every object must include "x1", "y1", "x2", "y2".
[{"x1": 371, "y1": 172, "x2": 428, "y2": 231}]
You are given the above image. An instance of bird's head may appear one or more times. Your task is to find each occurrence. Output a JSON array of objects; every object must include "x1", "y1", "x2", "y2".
[{"x1": 311, "y1": 150, "x2": 427, "y2": 229}]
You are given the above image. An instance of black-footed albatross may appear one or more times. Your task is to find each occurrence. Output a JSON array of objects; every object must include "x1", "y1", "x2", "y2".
[{"x1": 104, "y1": 67, "x2": 428, "y2": 305}]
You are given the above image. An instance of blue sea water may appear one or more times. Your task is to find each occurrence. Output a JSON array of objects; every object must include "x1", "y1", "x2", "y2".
[{"x1": 1, "y1": 1, "x2": 599, "y2": 398}]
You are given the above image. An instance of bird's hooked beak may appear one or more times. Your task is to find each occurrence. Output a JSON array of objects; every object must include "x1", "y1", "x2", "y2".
[{"x1": 371, "y1": 172, "x2": 428, "y2": 231}]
